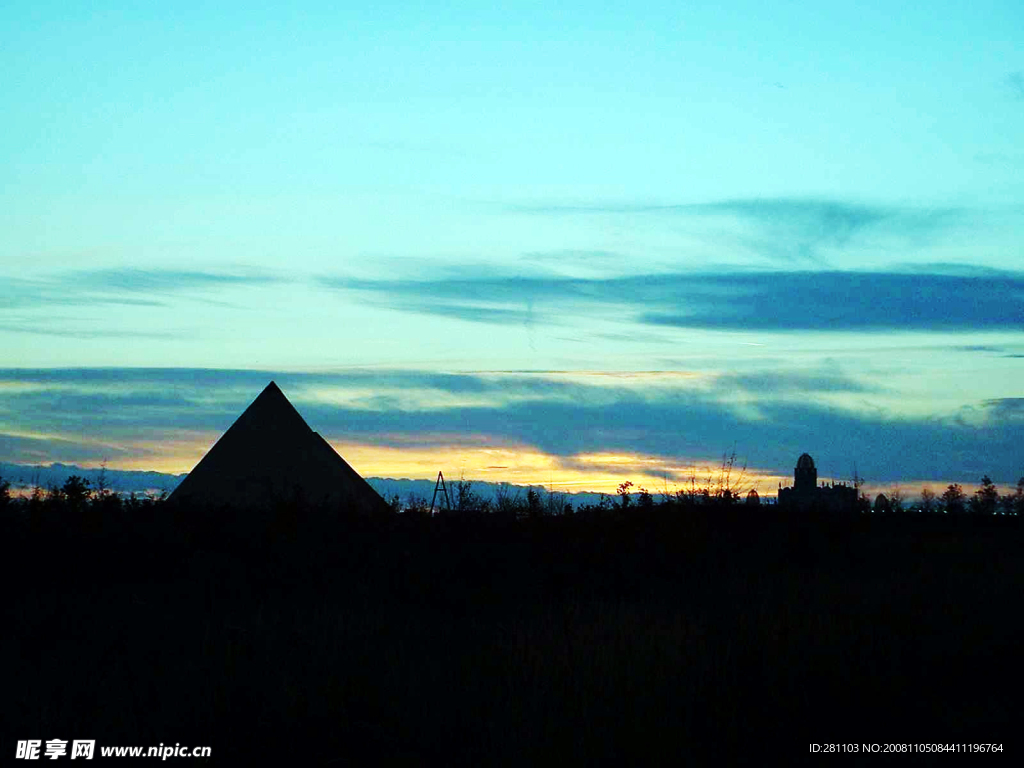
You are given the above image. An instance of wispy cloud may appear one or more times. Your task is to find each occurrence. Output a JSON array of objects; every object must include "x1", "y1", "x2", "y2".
[
  {"x1": 0, "y1": 432, "x2": 138, "y2": 466},
  {"x1": 71, "y1": 268, "x2": 286, "y2": 293},
  {"x1": 504, "y1": 197, "x2": 962, "y2": 265},
  {"x1": 0, "y1": 323, "x2": 182, "y2": 340},
  {"x1": 953, "y1": 345, "x2": 1003, "y2": 353},
  {"x1": 321, "y1": 268, "x2": 1024, "y2": 333},
  {"x1": 387, "y1": 301, "x2": 544, "y2": 327},
  {"x1": 686, "y1": 199, "x2": 898, "y2": 242},
  {"x1": 518, "y1": 249, "x2": 625, "y2": 268},
  {"x1": 1, "y1": 268, "x2": 289, "y2": 311},
  {"x1": 949, "y1": 344, "x2": 1024, "y2": 357},
  {"x1": 1, "y1": 277, "x2": 167, "y2": 310}
]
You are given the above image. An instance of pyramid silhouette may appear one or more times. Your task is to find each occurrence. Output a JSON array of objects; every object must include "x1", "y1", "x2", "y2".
[{"x1": 169, "y1": 381, "x2": 388, "y2": 515}]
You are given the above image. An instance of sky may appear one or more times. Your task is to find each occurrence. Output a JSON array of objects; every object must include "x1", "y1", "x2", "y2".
[{"x1": 2, "y1": 1, "x2": 1022, "y2": 495}]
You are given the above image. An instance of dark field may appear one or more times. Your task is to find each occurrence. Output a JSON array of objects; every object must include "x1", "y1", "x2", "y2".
[{"x1": 7, "y1": 500, "x2": 1023, "y2": 764}]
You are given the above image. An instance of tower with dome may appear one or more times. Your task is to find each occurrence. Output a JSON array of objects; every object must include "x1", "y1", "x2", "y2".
[{"x1": 778, "y1": 453, "x2": 858, "y2": 512}]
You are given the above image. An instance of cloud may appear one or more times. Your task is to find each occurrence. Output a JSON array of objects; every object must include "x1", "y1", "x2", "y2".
[
  {"x1": 388, "y1": 301, "x2": 544, "y2": 326},
  {"x1": 0, "y1": 324, "x2": 182, "y2": 340},
  {"x1": 318, "y1": 273, "x2": 559, "y2": 329},
  {"x1": 0, "y1": 367, "x2": 554, "y2": 394},
  {"x1": 505, "y1": 197, "x2": 961, "y2": 264},
  {"x1": 0, "y1": 367, "x2": 616, "y2": 435},
  {"x1": 2, "y1": 368, "x2": 1015, "y2": 487},
  {"x1": 953, "y1": 345, "x2": 1003, "y2": 353},
  {"x1": 71, "y1": 268, "x2": 286, "y2": 293},
  {"x1": 2, "y1": 367, "x2": 1021, "y2": 485},
  {"x1": 714, "y1": 369, "x2": 879, "y2": 394},
  {"x1": 518, "y1": 249, "x2": 624, "y2": 267},
  {"x1": 0, "y1": 432, "x2": 137, "y2": 467},
  {"x1": 0, "y1": 268, "x2": 288, "y2": 311},
  {"x1": 641, "y1": 270, "x2": 1024, "y2": 332},
  {"x1": 0, "y1": 277, "x2": 167, "y2": 310},
  {"x1": 321, "y1": 268, "x2": 1024, "y2": 333},
  {"x1": 304, "y1": 394, "x2": 1022, "y2": 484},
  {"x1": 686, "y1": 199, "x2": 893, "y2": 241},
  {"x1": 949, "y1": 343, "x2": 1024, "y2": 356},
  {"x1": 983, "y1": 398, "x2": 1024, "y2": 421}
]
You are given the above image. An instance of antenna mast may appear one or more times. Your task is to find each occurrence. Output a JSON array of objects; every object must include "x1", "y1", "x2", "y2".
[{"x1": 430, "y1": 471, "x2": 452, "y2": 515}]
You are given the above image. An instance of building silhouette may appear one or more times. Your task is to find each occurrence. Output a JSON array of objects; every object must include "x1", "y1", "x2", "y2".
[
  {"x1": 778, "y1": 453, "x2": 858, "y2": 512},
  {"x1": 168, "y1": 381, "x2": 389, "y2": 516}
]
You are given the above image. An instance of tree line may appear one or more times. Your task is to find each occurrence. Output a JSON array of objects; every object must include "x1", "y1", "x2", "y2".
[{"x1": 5, "y1": 469, "x2": 1022, "y2": 528}]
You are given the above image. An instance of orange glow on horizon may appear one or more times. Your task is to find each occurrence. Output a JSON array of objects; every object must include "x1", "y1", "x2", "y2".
[
  {"x1": 328, "y1": 442, "x2": 787, "y2": 496},
  {"x1": 51, "y1": 431, "x2": 788, "y2": 496},
  {"x1": 11, "y1": 429, "x2": 1005, "y2": 500},
  {"x1": 25, "y1": 431, "x2": 1002, "y2": 500}
]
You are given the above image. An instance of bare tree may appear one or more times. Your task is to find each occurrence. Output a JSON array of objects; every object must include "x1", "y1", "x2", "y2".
[
  {"x1": 95, "y1": 460, "x2": 110, "y2": 500},
  {"x1": 920, "y1": 487, "x2": 936, "y2": 513},
  {"x1": 494, "y1": 481, "x2": 523, "y2": 518},
  {"x1": 888, "y1": 485, "x2": 905, "y2": 514}
]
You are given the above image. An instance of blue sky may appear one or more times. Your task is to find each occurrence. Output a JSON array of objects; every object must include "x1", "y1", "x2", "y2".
[{"x1": 2, "y1": 2, "x2": 1022, "y2": 493}]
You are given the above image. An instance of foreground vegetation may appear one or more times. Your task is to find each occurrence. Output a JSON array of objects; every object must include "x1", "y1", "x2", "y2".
[{"x1": 5, "y1": 476, "x2": 1024, "y2": 764}]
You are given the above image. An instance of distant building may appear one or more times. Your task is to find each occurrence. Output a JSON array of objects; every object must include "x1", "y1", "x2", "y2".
[
  {"x1": 168, "y1": 381, "x2": 389, "y2": 516},
  {"x1": 778, "y1": 453, "x2": 858, "y2": 512}
]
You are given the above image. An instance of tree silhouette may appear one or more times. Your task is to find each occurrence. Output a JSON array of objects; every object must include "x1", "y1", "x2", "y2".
[
  {"x1": 1011, "y1": 477, "x2": 1024, "y2": 516},
  {"x1": 61, "y1": 475, "x2": 92, "y2": 510},
  {"x1": 526, "y1": 488, "x2": 542, "y2": 519},
  {"x1": 402, "y1": 492, "x2": 431, "y2": 518},
  {"x1": 940, "y1": 483, "x2": 965, "y2": 514},
  {"x1": 617, "y1": 481, "x2": 634, "y2": 509},
  {"x1": 999, "y1": 490, "x2": 1016, "y2": 516},
  {"x1": 970, "y1": 476, "x2": 999, "y2": 515},
  {"x1": 920, "y1": 487, "x2": 936, "y2": 513},
  {"x1": 494, "y1": 482, "x2": 522, "y2": 519},
  {"x1": 888, "y1": 485, "x2": 905, "y2": 514},
  {"x1": 637, "y1": 486, "x2": 654, "y2": 510},
  {"x1": 453, "y1": 479, "x2": 490, "y2": 515}
]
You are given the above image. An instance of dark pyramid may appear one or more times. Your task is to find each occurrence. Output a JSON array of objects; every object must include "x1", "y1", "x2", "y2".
[{"x1": 168, "y1": 381, "x2": 388, "y2": 515}]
